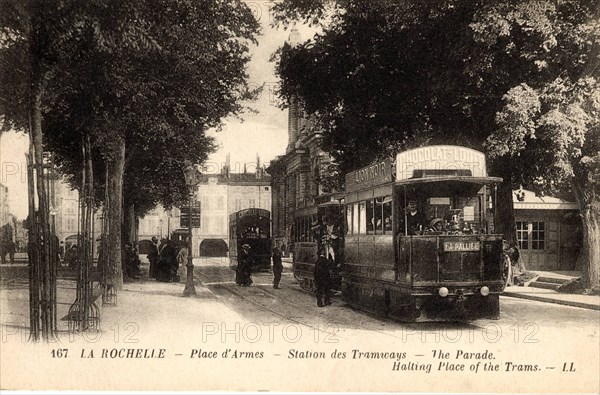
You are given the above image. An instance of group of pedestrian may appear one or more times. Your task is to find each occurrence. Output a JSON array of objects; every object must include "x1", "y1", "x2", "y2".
[
  {"x1": 148, "y1": 236, "x2": 183, "y2": 283},
  {"x1": 65, "y1": 244, "x2": 78, "y2": 269},
  {"x1": 0, "y1": 239, "x2": 16, "y2": 265},
  {"x1": 123, "y1": 243, "x2": 142, "y2": 280}
]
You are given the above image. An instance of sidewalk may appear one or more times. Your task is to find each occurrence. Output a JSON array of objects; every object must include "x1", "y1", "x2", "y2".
[
  {"x1": 502, "y1": 286, "x2": 600, "y2": 310},
  {"x1": 502, "y1": 270, "x2": 600, "y2": 311}
]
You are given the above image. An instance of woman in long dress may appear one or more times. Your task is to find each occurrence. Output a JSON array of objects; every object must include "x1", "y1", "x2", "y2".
[{"x1": 237, "y1": 244, "x2": 253, "y2": 286}]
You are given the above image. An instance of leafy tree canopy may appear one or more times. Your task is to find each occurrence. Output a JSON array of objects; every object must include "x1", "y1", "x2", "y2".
[
  {"x1": 272, "y1": 0, "x2": 598, "y2": 189},
  {"x1": 1, "y1": 0, "x2": 260, "y2": 215}
]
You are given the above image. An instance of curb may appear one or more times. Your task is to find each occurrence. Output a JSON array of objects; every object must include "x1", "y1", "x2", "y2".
[{"x1": 502, "y1": 291, "x2": 600, "y2": 311}]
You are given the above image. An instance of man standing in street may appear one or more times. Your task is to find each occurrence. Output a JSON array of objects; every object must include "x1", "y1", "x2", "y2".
[
  {"x1": 7, "y1": 239, "x2": 15, "y2": 264},
  {"x1": 148, "y1": 236, "x2": 160, "y2": 279},
  {"x1": 314, "y1": 249, "x2": 331, "y2": 307},
  {"x1": 237, "y1": 244, "x2": 253, "y2": 286},
  {"x1": 272, "y1": 245, "x2": 283, "y2": 289}
]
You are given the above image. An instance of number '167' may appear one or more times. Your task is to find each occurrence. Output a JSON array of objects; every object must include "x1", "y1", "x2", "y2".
[{"x1": 51, "y1": 348, "x2": 68, "y2": 358}]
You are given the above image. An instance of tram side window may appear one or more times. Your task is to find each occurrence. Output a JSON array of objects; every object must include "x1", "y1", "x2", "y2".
[
  {"x1": 353, "y1": 203, "x2": 359, "y2": 235},
  {"x1": 298, "y1": 218, "x2": 302, "y2": 242},
  {"x1": 373, "y1": 198, "x2": 381, "y2": 234},
  {"x1": 304, "y1": 216, "x2": 310, "y2": 241},
  {"x1": 366, "y1": 199, "x2": 374, "y2": 234},
  {"x1": 382, "y1": 197, "x2": 392, "y2": 233},
  {"x1": 358, "y1": 201, "x2": 367, "y2": 234},
  {"x1": 311, "y1": 214, "x2": 319, "y2": 242},
  {"x1": 346, "y1": 205, "x2": 353, "y2": 235}
]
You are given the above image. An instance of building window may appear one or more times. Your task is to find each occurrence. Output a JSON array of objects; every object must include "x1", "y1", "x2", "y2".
[
  {"x1": 66, "y1": 217, "x2": 76, "y2": 232},
  {"x1": 516, "y1": 221, "x2": 529, "y2": 250},
  {"x1": 65, "y1": 201, "x2": 76, "y2": 215},
  {"x1": 249, "y1": 199, "x2": 256, "y2": 208},
  {"x1": 516, "y1": 221, "x2": 545, "y2": 250},
  {"x1": 532, "y1": 221, "x2": 545, "y2": 250},
  {"x1": 235, "y1": 199, "x2": 242, "y2": 212}
]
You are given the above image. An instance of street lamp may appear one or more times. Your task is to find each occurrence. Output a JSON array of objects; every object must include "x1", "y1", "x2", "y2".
[{"x1": 183, "y1": 162, "x2": 200, "y2": 296}]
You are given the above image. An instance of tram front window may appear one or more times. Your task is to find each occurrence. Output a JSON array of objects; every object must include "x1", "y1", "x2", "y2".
[{"x1": 397, "y1": 191, "x2": 490, "y2": 236}]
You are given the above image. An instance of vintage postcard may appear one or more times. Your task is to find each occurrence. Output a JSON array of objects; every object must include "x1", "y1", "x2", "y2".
[{"x1": 1, "y1": 0, "x2": 599, "y2": 393}]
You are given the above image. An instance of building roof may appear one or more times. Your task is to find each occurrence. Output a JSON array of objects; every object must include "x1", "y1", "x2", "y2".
[
  {"x1": 513, "y1": 189, "x2": 579, "y2": 210},
  {"x1": 201, "y1": 172, "x2": 271, "y2": 185}
]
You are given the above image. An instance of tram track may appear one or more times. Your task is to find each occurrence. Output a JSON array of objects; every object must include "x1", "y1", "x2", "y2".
[
  {"x1": 197, "y1": 266, "x2": 491, "y2": 341},
  {"x1": 253, "y1": 283, "x2": 414, "y2": 341},
  {"x1": 197, "y1": 267, "x2": 480, "y2": 341},
  {"x1": 196, "y1": 269, "x2": 344, "y2": 340}
]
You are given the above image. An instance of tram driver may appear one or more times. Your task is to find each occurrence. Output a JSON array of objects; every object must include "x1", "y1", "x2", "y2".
[{"x1": 404, "y1": 200, "x2": 427, "y2": 235}]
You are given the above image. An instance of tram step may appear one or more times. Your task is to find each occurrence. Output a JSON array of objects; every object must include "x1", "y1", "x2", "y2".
[
  {"x1": 536, "y1": 276, "x2": 576, "y2": 285},
  {"x1": 528, "y1": 281, "x2": 561, "y2": 291}
]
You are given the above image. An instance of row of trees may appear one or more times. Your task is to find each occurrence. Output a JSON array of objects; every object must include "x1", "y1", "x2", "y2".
[
  {"x1": 272, "y1": 0, "x2": 599, "y2": 289},
  {"x1": 0, "y1": 0, "x2": 260, "y2": 294}
]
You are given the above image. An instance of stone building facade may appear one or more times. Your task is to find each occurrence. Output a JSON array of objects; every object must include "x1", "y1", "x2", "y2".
[
  {"x1": 267, "y1": 35, "x2": 334, "y2": 250},
  {"x1": 137, "y1": 163, "x2": 271, "y2": 257}
]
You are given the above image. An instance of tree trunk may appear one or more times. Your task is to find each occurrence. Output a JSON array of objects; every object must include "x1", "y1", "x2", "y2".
[
  {"x1": 30, "y1": 58, "x2": 57, "y2": 340},
  {"x1": 579, "y1": 201, "x2": 600, "y2": 290},
  {"x1": 490, "y1": 161, "x2": 517, "y2": 245},
  {"x1": 573, "y1": 177, "x2": 600, "y2": 290},
  {"x1": 107, "y1": 138, "x2": 125, "y2": 290},
  {"x1": 495, "y1": 180, "x2": 517, "y2": 245},
  {"x1": 123, "y1": 203, "x2": 136, "y2": 246}
]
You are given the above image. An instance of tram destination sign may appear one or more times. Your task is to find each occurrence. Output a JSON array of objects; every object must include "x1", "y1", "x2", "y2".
[
  {"x1": 345, "y1": 159, "x2": 393, "y2": 192},
  {"x1": 443, "y1": 241, "x2": 481, "y2": 252}
]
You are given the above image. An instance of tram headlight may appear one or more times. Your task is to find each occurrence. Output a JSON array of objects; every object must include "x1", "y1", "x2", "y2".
[
  {"x1": 480, "y1": 286, "x2": 490, "y2": 296},
  {"x1": 438, "y1": 287, "x2": 449, "y2": 298}
]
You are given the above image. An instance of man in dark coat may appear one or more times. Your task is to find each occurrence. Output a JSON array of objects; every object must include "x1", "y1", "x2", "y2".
[
  {"x1": 405, "y1": 200, "x2": 427, "y2": 235},
  {"x1": 272, "y1": 246, "x2": 283, "y2": 289},
  {"x1": 148, "y1": 236, "x2": 160, "y2": 279},
  {"x1": 123, "y1": 242, "x2": 141, "y2": 280},
  {"x1": 314, "y1": 249, "x2": 331, "y2": 307},
  {"x1": 157, "y1": 238, "x2": 176, "y2": 282}
]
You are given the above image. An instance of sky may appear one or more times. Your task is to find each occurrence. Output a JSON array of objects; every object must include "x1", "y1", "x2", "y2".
[{"x1": 0, "y1": 3, "x2": 315, "y2": 220}]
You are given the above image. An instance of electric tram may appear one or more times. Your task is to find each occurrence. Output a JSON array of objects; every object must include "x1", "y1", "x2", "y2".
[
  {"x1": 228, "y1": 208, "x2": 272, "y2": 272},
  {"x1": 293, "y1": 145, "x2": 506, "y2": 321},
  {"x1": 292, "y1": 192, "x2": 345, "y2": 291}
]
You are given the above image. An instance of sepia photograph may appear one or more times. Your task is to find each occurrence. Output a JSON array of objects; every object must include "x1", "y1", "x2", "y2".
[{"x1": 0, "y1": 0, "x2": 599, "y2": 393}]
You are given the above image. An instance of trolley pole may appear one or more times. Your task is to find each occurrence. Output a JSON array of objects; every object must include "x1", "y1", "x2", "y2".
[
  {"x1": 183, "y1": 191, "x2": 196, "y2": 296},
  {"x1": 183, "y1": 163, "x2": 199, "y2": 297}
]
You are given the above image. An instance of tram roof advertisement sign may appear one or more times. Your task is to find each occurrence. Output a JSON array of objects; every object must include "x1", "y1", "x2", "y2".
[
  {"x1": 396, "y1": 145, "x2": 487, "y2": 181},
  {"x1": 345, "y1": 158, "x2": 393, "y2": 192}
]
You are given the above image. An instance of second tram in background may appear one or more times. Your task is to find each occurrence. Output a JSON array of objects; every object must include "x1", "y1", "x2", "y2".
[
  {"x1": 292, "y1": 145, "x2": 506, "y2": 321},
  {"x1": 229, "y1": 208, "x2": 272, "y2": 272}
]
